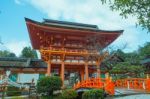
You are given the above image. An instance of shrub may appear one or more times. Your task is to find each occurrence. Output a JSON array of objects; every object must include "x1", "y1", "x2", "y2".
[
  {"x1": 82, "y1": 89, "x2": 104, "y2": 99},
  {"x1": 61, "y1": 89, "x2": 78, "y2": 99},
  {"x1": 6, "y1": 86, "x2": 22, "y2": 96},
  {"x1": 40, "y1": 95, "x2": 61, "y2": 99},
  {"x1": 37, "y1": 76, "x2": 62, "y2": 96},
  {"x1": 40, "y1": 96, "x2": 53, "y2": 99}
]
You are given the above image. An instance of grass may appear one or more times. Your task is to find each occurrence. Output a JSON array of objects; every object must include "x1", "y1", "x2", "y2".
[
  {"x1": 6, "y1": 96, "x2": 28, "y2": 99},
  {"x1": 40, "y1": 95, "x2": 62, "y2": 99}
]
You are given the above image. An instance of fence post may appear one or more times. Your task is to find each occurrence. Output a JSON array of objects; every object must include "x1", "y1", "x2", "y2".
[
  {"x1": 104, "y1": 76, "x2": 114, "y2": 95},
  {"x1": 146, "y1": 78, "x2": 150, "y2": 92},
  {"x1": 143, "y1": 81, "x2": 146, "y2": 90},
  {"x1": 127, "y1": 81, "x2": 130, "y2": 89}
]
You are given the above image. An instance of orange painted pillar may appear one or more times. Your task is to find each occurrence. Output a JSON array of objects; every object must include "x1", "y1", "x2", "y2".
[
  {"x1": 61, "y1": 61, "x2": 65, "y2": 87},
  {"x1": 80, "y1": 70, "x2": 84, "y2": 81},
  {"x1": 58, "y1": 68, "x2": 61, "y2": 76},
  {"x1": 47, "y1": 60, "x2": 51, "y2": 76},
  {"x1": 96, "y1": 61, "x2": 101, "y2": 78},
  {"x1": 146, "y1": 78, "x2": 150, "y2": 92},
  {"x1": 85, "y1": 62, "x2": 89, "y2": 80}
]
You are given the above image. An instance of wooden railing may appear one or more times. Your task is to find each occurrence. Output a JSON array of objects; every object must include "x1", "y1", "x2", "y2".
[
  {"x1": 115, "y1": 78, "x2": 150, "y2": 92},
  {"x1": 40, "y1": 47, "x2": 99, "y2": 55},
  {"x1": 73, "y1": 77, "x2": 115, "y2": 95}
]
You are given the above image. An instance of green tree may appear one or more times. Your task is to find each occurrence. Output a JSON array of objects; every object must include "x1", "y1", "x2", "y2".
[
  {"x1": 20, "y1": 46, "x2": 37, "y2": 58},
  {"x1": 105, "y1": 42, "x2": 150, "y2": 78},
  {"x1": 61, "y1": 89, "x2": 78, "y2": 99},
  {"x1": 103, "y1": 49, "x2": 126, "y2": 71},
  {"x1": 124, "y1": 52, "x2": 140, "y2": 65},
  {"x1": 101, "y1": 0, "x2": 150, "y2": 32},
  {"x1": 6, "y1": 86, "x2": 21, "y2": 96},
  {"x1": 107, "y1": 49, "x2": 144, "y2": 78},
  {"x1": 110, "y1": 62, "x2": 144, "y2": 75},
  {"x1": 138, "y1": 42, "x2": 150, "y2": 58},
  {"x1": 0, "y1": 50, "x2": 16, "y2": 57},
  {"x1": 115, "y1": 49, "x2": 126, "y2": 59},
  {"x1": 37, "y1": 76, "x2": 62, "y2": 96},
  {"x1": 82, "y1": 89, "x2": 104, "y2": 99},
  {"x1": 8, "y1": 53, "x2": 16, "y2": 57}
]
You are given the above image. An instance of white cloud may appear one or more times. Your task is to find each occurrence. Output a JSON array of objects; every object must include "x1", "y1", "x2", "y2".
[
  {"x1": 19, "y1": 0, "x2": 149, "y2": 52},
  {"x1": 14, "y1": 0, "x2": 22, "y2": 5},
  {"x1": 5, "y1": 40, "x2": 30, "y2": 56},
  {"x1": 24, "y1": 0, "x2": 137, "y2": 29}
]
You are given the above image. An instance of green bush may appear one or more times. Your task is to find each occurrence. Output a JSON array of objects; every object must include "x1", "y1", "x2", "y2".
[
  {"x1": 61, "y1": 89, "x2": 78, "y2": 99},
  {"x1": 6, "y1": 86, "x2": 22, "y2": 96},
  {"x1": 40, "y1": 96, "x2": 53, "y2": 99},
  {"x1": 40, "y1": 95, "x2": 61, "y2": 99},
  {"x1": 37, "y1": 76, "x2": 62, "y2": 96},
  {"x1": 82, "y1": 89, "x2": 104, "y2": 99}
]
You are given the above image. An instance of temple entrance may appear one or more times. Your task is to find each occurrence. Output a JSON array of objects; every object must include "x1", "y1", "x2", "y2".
[{"x1": 25, "y1": 18, "x2": 123, "y2": 94}]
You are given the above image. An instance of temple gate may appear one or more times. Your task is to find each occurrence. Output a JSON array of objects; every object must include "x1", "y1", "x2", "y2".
[{"x1": 25, "y1": 18, "x2": 123, "y2": 89}]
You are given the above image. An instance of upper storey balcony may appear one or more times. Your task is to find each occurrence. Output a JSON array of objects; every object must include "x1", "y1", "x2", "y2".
[
  {"x1": 50, "y1": 59, "x2": 97, "y2": 65},
  {"x1": 40, "y1": 46, "x2": 99, "y2": 56}
]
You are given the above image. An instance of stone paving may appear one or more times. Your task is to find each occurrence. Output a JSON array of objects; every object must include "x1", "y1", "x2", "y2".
[
  {"x1": 115, "y1": 94, "x2": 150, "y2": 99},
  {"x1": 115, "y1": 88, "x2": 147, "y2": 95}
]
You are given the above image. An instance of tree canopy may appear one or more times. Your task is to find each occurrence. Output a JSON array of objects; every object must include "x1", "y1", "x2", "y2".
[
  {"x1": 138, "y1": 42, "x2": 150, "y2": 58},
  {"x1": 37, "y1": 76, "x2": 62, "y2": 96},
  {"x1": 101, "y1": 0, "x2": 150, "y2": 32},
  {"x1": 20, "y1": 46, "x2": 38, "y2": 58},
  {"x1": 105, "y1": 42, "x2": 150, "y2": 79},
  {"x1": 0, "y1": 50, "x2": 16, "y2": 57}
]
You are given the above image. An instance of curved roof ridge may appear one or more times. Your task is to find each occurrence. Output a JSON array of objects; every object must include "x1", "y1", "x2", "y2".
[
  {"x1": 25, "y1": 17, "x2": 123, "y2": 33},
  {"x1": 43, "y1": 18, "x2": 98, "y2": 29}
]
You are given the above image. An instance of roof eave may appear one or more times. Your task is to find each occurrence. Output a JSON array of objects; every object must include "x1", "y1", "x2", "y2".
[{"x1": 25, "y1": 17, "x2": 124, "y2": 34}]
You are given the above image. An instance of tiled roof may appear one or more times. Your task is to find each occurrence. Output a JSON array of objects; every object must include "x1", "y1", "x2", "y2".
[
  {"x1": 25, "y1": 18, "x2": 123, "y2": 33},
  {"x1": 141, "y1": 58, "x2": 150, "y2": 64},
  {"x1": 0, "y1": 57, "x2": 46, "y2": 68},
  {"x1": 43, "y1": 19, "x2": 98, "y2": 30}
]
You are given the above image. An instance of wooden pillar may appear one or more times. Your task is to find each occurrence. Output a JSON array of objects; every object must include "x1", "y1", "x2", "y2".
[
  {"x1": 61, "y1": 61, "x2": 65, "y2": 87},
  {"x1": 58, "y1": 68, "x2": 61, "y2": 76},
  {"x1": 80, "y1": 70, "x2": 84, "y2": 81},
  {"x1": 85, "y1": 62, "x2": 89, "y2": 80},
  {"x1": 47, "y1": 60, "x2": 51, "y2": 76},
  {"x1": 97, "y1": 62, "x2": 101, "y2": 78}
]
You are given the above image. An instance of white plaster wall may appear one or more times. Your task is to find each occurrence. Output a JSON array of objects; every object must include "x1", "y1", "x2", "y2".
[{"x1": 18, "y1": 74, "x2": 39, "y2": 84}]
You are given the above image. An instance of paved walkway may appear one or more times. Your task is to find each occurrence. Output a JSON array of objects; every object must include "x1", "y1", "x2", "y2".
[
  {"x1": 105, "y1": 88, "x2": 150, "y2": 99},
  {"x1": 115, "y1": 88, "x2": 147, "y2": 95},
  {"x1": 115, "y1": 94, "x2": 150, "y2": 99}
]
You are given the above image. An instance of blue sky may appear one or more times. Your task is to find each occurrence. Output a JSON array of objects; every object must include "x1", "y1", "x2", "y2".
[{"x1": 0, "y1": 0, "x2": 150, "y2": 56}]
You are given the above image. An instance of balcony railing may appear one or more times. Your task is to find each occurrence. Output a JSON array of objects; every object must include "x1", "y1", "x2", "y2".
[
  {"x1": 40, "y1": 47, "x2": 99, "y2": 55},
  {"x1": 50, "y1": 59, "x2": 96, "y2": 65}
]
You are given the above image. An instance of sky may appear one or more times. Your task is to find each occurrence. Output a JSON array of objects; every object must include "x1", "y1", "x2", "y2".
[{"x1": 0, "y1": 0, "x2": 150, "y2": 56}]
